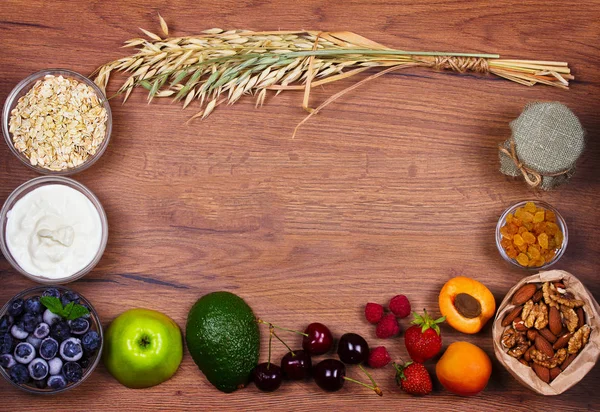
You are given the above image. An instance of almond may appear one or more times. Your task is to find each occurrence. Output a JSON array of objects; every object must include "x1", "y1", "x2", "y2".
[
  {"x1": 553, "y1": 333, "x2": 573, "y2": 350},
  {"x1": 548, "y1": 306, "x2": 562, "y2": 336},
  {"x1": 532, "y1": 288, "x2": 544, "y2": 303},
  {"x1": 549, "y1": 367, "x2": 561, "y2": 381},
  {"x1": 519, "y1": 358, "x2": 530, "y2": 367},
  {"x1": 577, "y1": 307, "x2": 585, "y2": 329},
  {"x1": 524, "y1": 345, "x2": 534, "y2": 362},
  {"x1": 512, "y1": 283, "x2": 538, "y2": 305},
  {"x1": 535, "y1": 335, "x2": 554, "y2": 357},
  {"x1": 532, "y1": 363, "x2": 550, "y2": 383},
  {"x1": 538, "y1": 328, "x2": 557, "y2": 344},
  {"x1": 527, "y1": 329, "x2": 538, "y2": 341},
  {"x1": 553, "y1": 281, "x2": 565, "y2": 289},
  {"x1": 502, "y1": 305, "x2": 523, "y2": 327},
  {"x1": 513, "y1": 317, "x2": 528, "y2": 332},
  {"x1": 560, "y1": 353, "x2": 577, "y2": 371}
]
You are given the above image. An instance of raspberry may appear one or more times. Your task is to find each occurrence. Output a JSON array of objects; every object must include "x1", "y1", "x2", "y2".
[
  {"x1": 376, "y1": 313, "x2": 400, "y2": 338},
  {"x1": 389, "y1": 295, "x2": 411, "y2": 319},
  {"x1": 364, "y1": 303, "x2": 384, "y2": 324},
  {"x1": 368, "y1": 346, "x2": 391, "y2": 368}
]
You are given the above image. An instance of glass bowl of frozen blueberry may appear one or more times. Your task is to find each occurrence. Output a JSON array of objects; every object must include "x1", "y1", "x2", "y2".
[{"x1": 0, "y1": 285, "x2": 103, "y2": 394}]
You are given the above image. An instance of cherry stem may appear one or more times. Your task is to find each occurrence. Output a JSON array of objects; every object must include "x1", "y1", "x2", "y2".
[
  {"x1": 272, "y1": 330, "x2": 295, "y2": 356},
  {"x1": 267, "y1": 325, "x2": 274, "y2": 370},
  {"x1": 359, "y1": 364, "x2": 378, "y2": 388},
  {"x1": 257, "y1": 319, "x2": 309, "y2": 337},
  {"x1": 344, "y1": 376, "x2": 383, "y2": 397}
]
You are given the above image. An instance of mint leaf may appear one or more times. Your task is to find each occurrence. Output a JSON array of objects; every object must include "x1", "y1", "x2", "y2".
[
  {"x1": 67, "y1": 304, "x2": 90, "y2": 320},
  {"x1": 40, "y1": 296, "x2": 64, "y2": 316},
  {"x1": 63, "y1": 301, "x2": 75, "y2": 318}
]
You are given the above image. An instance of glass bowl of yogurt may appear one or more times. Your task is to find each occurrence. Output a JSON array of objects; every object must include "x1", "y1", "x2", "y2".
[{"x1": 0, "y1": 176, "x2": 108, "y2": 284}]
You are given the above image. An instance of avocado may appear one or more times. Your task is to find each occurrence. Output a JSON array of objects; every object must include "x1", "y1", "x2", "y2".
[{"x1": 186, "y1": 291, "x2": 260, "y2": 393}]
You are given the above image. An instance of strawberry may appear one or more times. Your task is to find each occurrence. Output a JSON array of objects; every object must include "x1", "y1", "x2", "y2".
[
  {"x1": 393, "y1": 361, "x2": 432, "y2": 396},
  {"x1": 404, "y1": 309, "x2": 445, "y2": 363}
]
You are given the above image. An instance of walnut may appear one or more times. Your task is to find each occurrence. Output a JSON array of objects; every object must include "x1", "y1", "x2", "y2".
[
  {"x1": 507, "y1": 332, "x2": 529, "y2": 358},
  {"x1": 568, "y1": 325, "x2": 591, "y2": 354},
  {"x1": 530, "y1": 348, "x2": 567, "y2": 369},
  {"x1": 543, "y1": 281, "x2": 585, "y2": 308},
  {"x1": 560, "y1": 305, "x2": 579, "y2": 333},
  {"x1": 502, "y1": 327, "x2": 518, "y2": 348},
  {"x1": 522, "y1": 300, "x2": 548, "y2": 330}
]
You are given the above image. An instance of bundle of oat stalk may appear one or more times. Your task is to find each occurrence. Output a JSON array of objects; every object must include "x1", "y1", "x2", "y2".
[{"x1": 92, "y1": 16, "x2": 572, "y2": 136}]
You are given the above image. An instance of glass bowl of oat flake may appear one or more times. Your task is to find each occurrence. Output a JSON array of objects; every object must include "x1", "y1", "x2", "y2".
[{"x1": 2, "y1": 69, "x2": 112, "y2": 175}]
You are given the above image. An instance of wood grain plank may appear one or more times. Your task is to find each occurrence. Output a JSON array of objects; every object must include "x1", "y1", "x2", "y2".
[{"x1": 0, "y1": 0, "x2": 599, "y2": 410}]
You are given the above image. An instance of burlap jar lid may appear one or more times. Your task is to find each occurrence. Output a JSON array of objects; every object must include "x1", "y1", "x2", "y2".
[{"x1": 499, "y1": 102, "x2": 585, "y2": 190}]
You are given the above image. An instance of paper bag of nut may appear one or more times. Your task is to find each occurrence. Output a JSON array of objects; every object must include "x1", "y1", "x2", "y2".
[{"x1": 493, "y1": 270, "x2": 599, "y2": 395}]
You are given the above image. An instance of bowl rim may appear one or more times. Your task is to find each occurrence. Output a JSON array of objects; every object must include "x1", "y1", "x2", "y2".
[
  {"x1": 495, "y1": 200, "x2": 568, "y2": 270},
  {"x1": 1, "y1": 68, "x2": 112, "y2": 176},
  {"x1": 0, "y1": 176, "x2": 108, "y2": 284},
  {"x1": 0, "y1": 285, "x2": 104, "y2": 395}
]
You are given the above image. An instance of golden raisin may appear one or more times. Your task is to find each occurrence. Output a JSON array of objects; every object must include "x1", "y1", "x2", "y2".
[
  {"x1": 538, "y1": 232, "x2": 549, "y2": 249},
  {"x1": 528, "y1": 245, "x2": 541, "y2": 259},
  {"x1": 524, "y1": 202, "x2": 537, "y2": 213},
  {"x1": 506, "y1": 245, "x2": 518, "y2": 259},
  {"x1": 518, "y1": 226, "x2": 527, "y2": 235},
  {"x1": 508, "y1": 223, "x2": 519, "y2": 235},
  {"x1": 533, "y1": 222, "x2": 547, "y2": 235},
  {"x1": 522, "y1": 231, "x2": 536, "y2": 244},
  {"x1": 516, "y1": 253, "x2": 530, "y2": 266},
  {"x1": 533, "y1": 211, "x2": 545, "y2": 223},
  {"x1": 545, "y1": 222, "x2": 559, "y2": 236},
  {"x1": 500, "y1": 237, "x2": 512, "y2": 249},
  {"x1": 546, "y1": 210, "x2": 556, "y2": 222},
  {"x1": 521, "y1": 211, "x2": 534, "y2": 223},
  {"x1": 506, "y1": 213, "x2": 513, "y2": 224},
  {"x1": 513, "y1": 234, "x2": 525, "y2": 246},
  {"x1": 517, "y1": 243, "x2": 528, "y2": 253},
  {"x1": 555, "y1": 231, "x2": 563, "y2": 247},
  {"x1": 500, "y1": 226, "x2": 513, "y2": 239}
]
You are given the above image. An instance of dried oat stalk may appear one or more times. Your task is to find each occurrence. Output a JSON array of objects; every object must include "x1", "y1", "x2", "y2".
[{"x1": 92, "y1": 16, "x2": 572, "y2": 136}]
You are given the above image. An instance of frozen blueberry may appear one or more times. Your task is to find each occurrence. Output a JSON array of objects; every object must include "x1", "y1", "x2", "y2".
[
  {"x1": 62, "y1": 361, "x2": 83, "y2": 383},
  {"x1": 0, "y1": 315, "x2": 12, "y2": 334},
  {"x1": 78, "y1": 355, "x2": 91, "y2": 369},
  {"x1": 7, "y1": 298, "x2": 24, "y2": 317},
  {"x1": 42, "y1": 288, "x2": 60, "y2": 299},
  {"x1": 0, "y1": 333, "x2": 13, "y2": 354},
  {"x1": 43, "y1": 309, "x2": 61, "y2": 326},
  {"x1": 26, "y1": 335, "x2": 42, "y2": 349},
  {"x1": 81, "y1": 330, "x2": 101, "y2": 353},
  {"x1": 69, "y1": 318, "x2": 89, "y2": 335},
  {"x1": 11, "y1": 323, "x2": 28, "y2": 340},
  {"x1": 24, "y1": 296, "x2": 43, "y2": 314},
  {"x1": 47, "y1": 374, "x2": 67, "y2": 389},
  {"x1": 14, "y1": 342, "x2": 35, "y2": 364},
  {"x1": 60, "y1": 291, "x2": 80, "y2": 307},
  {"x1": 34, "y1": 322, "x2": 50, "y2": 339},
  {"x1": 59, "y1": 338, "x2": 83, "y2": 362},
  {"x1": 34, "y1": 379, "x2": 47, "y2": 389},
  {"x1": 28, "y1": 358, "x2": 49, "y2": 380},
  {"x1": 40, "y1": 337, "x2": 59, "y2": 360},
  {"x1": 22, "y1": 312, "x2": 38, "y2": 333},
  {"x1": 50, "y1": 321, "x2": 71, "y2": 342},
  {"x1": 0, "y1": 353, "x2": 16, "y2": 368},
  {"x1": 9, "y1": 363, "x2": 30, "y2": 384},
  {"x1": 48, "y1": 357, "x2": 63, "y2": 375}
]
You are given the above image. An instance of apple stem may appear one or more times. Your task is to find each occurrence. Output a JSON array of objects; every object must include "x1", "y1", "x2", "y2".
[{"x1": 257, "y1": 319, "x2": 309, "y2": 337}]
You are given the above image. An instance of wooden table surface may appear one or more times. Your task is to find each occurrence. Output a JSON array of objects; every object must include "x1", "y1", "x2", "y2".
[{"x1": 1, "y1": 0, "x2": 599, "y2": 410}]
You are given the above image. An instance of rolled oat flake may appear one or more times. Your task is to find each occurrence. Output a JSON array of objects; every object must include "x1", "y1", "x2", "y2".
[{"x1": 499, "y1": 102, "x2": 585, "y2": 190}]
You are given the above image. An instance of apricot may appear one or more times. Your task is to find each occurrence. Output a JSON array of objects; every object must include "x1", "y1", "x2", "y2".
[
  {"x1": 439, "y1": 276, "x2": 496, "y2": 334},
  {"x1": 436, "y1": 341, "x2": 492, "y2": 396}
]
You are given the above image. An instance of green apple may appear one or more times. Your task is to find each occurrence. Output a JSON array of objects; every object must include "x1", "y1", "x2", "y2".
[{"x1": 103, "y1": 308, "x2": 183, "y2": 388}]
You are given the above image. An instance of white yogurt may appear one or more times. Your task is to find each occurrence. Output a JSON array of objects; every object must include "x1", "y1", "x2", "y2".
[{"x1": 5, "y1": 184, "x2": 102, "y2": 279}]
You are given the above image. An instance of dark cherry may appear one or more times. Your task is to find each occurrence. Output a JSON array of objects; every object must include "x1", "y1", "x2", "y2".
[
  {"x1": 252, "y1": 362, "x2": 283, "y2": 392},
  {"x1": 313, "y1": 359, "x2": 346, "y2": 392},
  {"x1": 337, "y1": 333, "x2": 369, "y2": 364},
  {"x1": 302, "y1": 323, "x2": 333, "y2": 355},
  {"x1": 281, "y1": 350, "x2": 312, "y2": 380}
]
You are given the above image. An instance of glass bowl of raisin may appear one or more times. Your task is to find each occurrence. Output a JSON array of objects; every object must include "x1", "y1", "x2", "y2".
[{"x1": 496, "y1": 200, "x2": 568, "y2": 270}]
